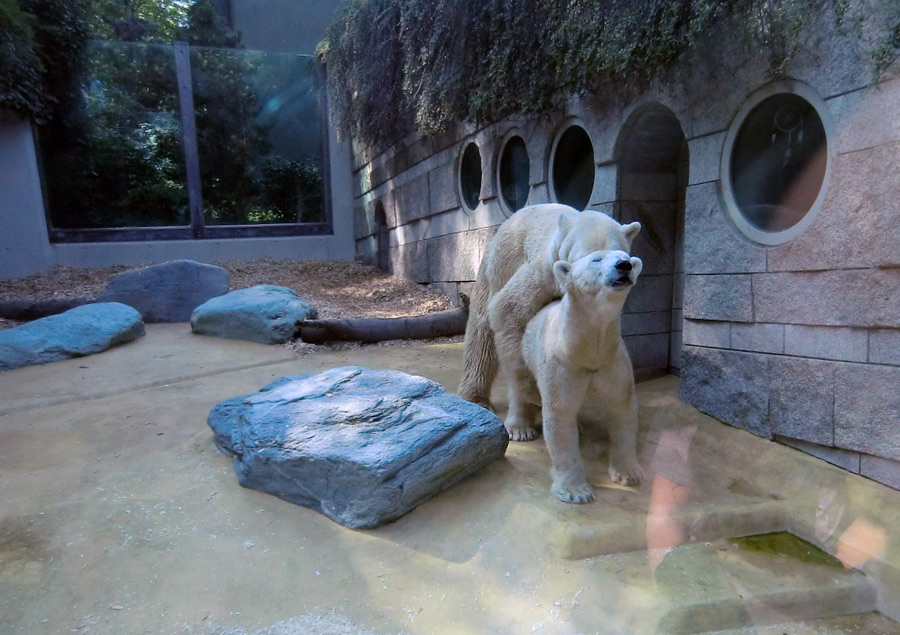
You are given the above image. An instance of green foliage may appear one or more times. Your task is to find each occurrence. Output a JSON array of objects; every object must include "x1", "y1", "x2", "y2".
[
  {"x1": 38, "y1": 0, "x2": 327, "y2": 230},
  {"x1": 260, "y1": 157, "x2": 325, "y2": 223},
  {"x1": 0, "y1": 0, "x2": 42, "y2": 116},
  {"x1": 871, "y1": 4, "x2": 900, "y2": 74},
  {"x1": 321, "y1": 0, "x2": 898, "y2": 149},
  {"x1": 0, "y1": 0, "x2": 89, "y2": 120},
  {"x1": 42, "y1": 40, "x2": 189, "y2": 228},
  {"x1": 320, "y1": 0, "x2": 411, "y2": 148},
  {"x1": 176, "y1": 0, "x2": 238, "y2": 47},
  {"x1": 89, "y1": 0, "x2": 192, "y2": 42},
  {"x1": 189, "y1": 45, "x2": 271, "y2": 225}
]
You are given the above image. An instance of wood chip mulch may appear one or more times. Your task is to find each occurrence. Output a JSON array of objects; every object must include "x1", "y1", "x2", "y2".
[{"x1": 0, "y1": 259, "x2": 463, "y2": 354}]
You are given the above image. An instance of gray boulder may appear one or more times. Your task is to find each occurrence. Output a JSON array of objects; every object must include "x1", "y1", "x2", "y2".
[
  {"x1": 191, "y1": 285, "x2": 317, "y2": 344},
  {"x1": 99, "y1": 260, "x2": 229, "y2": 323},
  {"x1": 208, "y1": 366, "x2": 508, "y2": 528},
  {"x1": 0, "y1": 302, "x2": 144, "y2": 371}
]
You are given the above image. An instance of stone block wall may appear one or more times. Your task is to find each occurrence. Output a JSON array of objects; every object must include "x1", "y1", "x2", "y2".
[
  {"x1": 349, "y1": 5, "x2": 900, "y2": 489},
  {"x1": 680, "y1": 72, "x2": 900, "y2": 490}
]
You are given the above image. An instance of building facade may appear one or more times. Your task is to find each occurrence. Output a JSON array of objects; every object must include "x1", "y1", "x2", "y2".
[{"x1": 350, "y1": 6, "x2": 900, "y2": 488}]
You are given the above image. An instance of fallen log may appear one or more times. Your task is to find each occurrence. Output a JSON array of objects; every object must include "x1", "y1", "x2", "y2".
[
  {"x1": 0, "y1": 298, "x2": 92, "y2": 321},
  {"x1": 296, "y1": 307, "x2": 468, "y2": 344}
]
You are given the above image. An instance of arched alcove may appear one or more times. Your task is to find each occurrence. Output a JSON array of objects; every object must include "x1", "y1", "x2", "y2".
[
  {"x1": 615, "y1": 103, "x2": 688, "y2": 378},
  {"x1": 374, "y1": 201, "x2": 389, "y2": 273}
]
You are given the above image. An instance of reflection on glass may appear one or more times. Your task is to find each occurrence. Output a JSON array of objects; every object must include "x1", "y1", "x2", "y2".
[
  {"x1": 37, "y1": 42, "x2": 327, "y2": 231},
  {"x1": 190, "y1": 47, "x2": 325, "y2": 225},
  {"x1": 499, "y1": 135, "x2": 529, "y2": 213},
  {"x1": 459, "y1": 142, "x2": 481, "y2": 211},
  {"x1": 730, "y1": 93, "x2": 827, "y2": 233},
  {"x1": 39, "y1": 41, "x2": 188, "y2": 229},
  {"x1": 552, "y1": 125, "x2": 594, "y2": 211}
]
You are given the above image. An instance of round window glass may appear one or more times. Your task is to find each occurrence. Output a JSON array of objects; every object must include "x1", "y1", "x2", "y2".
[
  {"x1": 724, "y1": 88, "x2": 830, "y2": 244},
  {"x1": 552, "y1": 125, "x2": 594, "y2": 210},
  {"x1": 499, "y1": 135, "x2": 530, "y2": 213},
  {"x1": 459, "y1": 142, "x2": 482, "y2": 211}
]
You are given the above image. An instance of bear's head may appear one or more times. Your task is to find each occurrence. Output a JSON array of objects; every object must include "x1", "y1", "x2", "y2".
[
  {"x1": 552, "y1": 249, "x2": 643, "y2": 306},
  {"x1": 554, "y1": 210, "x2": 641, "y2": 265}
]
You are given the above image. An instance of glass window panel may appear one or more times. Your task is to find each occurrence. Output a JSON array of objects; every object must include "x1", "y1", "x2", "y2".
[
  {"x1": 552, "y1": 125, "x2": 594, "y2": 211},
  {"x1": 730, "y1": 93, "x2": 827, "y2": 233},
  {"x1": 39, "y1": 41, "x2": 188, "y2": 229},
  {"x1": 189, "y1": 47, "x2": 327, "y2": 225},
  {"x1": 459, "y1": 142, "x2": 482, "y2": 211},
  {"x1": 499, "y1": 136, "x2": 529, "y2": 213}
]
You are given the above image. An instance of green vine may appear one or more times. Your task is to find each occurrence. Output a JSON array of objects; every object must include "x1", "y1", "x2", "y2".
[
  {"x1": 320, "y1": 0, "x2": 900, "y2": 149},
  {"x1": 0, "y1": 0, "x2": 89, "y2": 121},
  {"x1": 0, "y1": 0, "x2": 42, "y2": 117}
]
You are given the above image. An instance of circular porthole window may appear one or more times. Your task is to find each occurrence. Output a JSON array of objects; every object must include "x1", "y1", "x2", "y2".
[
  {"x1": 551, "y1": 124, "x2": 594, "y2": 210},
  {"x1": 498, "y1": 134, "x2": 530, "y2": 213},
  {"x1": 459, "y1": 142, "x2": 482, "y2": 212},
  {"x1": 721, "y1": 82, "x2": 832, "y2": 245}
]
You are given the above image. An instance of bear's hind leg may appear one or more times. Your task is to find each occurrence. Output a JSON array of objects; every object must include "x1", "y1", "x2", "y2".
[
  {"x1": 587, "y1": 378, "x2": 644, "y2": 487},
  {"x1": 488, "y1": 267, "x2": 559, "y2": 439},
  {"x1": 458, "y1": 287, "x2": 498, "y2": 411}
]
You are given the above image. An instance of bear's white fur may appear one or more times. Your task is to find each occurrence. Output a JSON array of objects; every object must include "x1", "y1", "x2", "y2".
[
  {"x1": 522, "y1": 249, "x2": 644, "y2": 503},
  {"x1": 458, "y1": 204, "x2": 641, "y2": 441}
]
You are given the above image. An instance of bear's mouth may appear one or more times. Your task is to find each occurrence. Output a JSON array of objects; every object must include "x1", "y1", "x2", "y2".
[{"x1": 610, "y1": 276, "x2": 633, "y2": 288}]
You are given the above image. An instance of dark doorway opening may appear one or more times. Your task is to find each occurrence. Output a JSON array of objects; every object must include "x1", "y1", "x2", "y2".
[{"x1": 615, "y1": 104, "x2": 688, "y2": 378}]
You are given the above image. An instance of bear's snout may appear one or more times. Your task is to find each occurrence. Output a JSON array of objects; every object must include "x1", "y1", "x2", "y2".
[{"x1": 610, "y1": 257, "x2": 636, "y2": 287}]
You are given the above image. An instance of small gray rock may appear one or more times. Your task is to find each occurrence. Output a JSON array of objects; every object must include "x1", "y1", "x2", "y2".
[
  {"x1": 99, "y1": 260, "x2": 229, "y2": 323},
  {"x1": 0, "y1": 302, "x2": 144, "y2": 371},
  {"x1": 208, "y1": 366, "x2": 508, "y2": 529},
  {"x1": 191, "y1": 285, "x2": 317, "y2": 344}
]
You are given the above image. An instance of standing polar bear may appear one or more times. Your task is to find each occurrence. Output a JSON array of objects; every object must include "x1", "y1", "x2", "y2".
[
  {"x1": 522, "y1": 248, "x2": 643, "y2": 502},
  {"x1": 458, "y1": 203, "x2": 644, "y2": 500}
]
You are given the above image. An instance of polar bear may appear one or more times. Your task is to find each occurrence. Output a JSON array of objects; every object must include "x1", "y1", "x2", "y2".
[
  {"x1": 522, "y1": 249, "x2": 644, "y2": 503},
  {"x1": 457, "y1": 203, "x2": 641, "y2": 438}
]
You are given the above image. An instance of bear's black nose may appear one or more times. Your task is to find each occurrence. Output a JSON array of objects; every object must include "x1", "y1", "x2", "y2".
[{"x1": 615, "y1": 260, "x2": 632, "y2": 272}]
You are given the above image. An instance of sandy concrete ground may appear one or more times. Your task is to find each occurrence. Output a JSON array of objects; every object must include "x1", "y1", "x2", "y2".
[{"x1": 2, "y1": 325, "x2": 900, "y2": 634}]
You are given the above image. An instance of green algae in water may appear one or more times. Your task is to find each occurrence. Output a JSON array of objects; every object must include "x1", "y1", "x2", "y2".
[{"x1": 729, "y1": 532, "x2": 844, "y2": 568}]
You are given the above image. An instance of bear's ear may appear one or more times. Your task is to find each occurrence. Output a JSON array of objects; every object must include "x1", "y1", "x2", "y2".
[
  {"x1": 623, "y1": 221, "x2": 641, "y2": 244},
  {"x1": 552, "y1": 260, "x2": 572, "y2": 290},
  {"x1": 558, "y1": 213, "x2": 575, "y2": 235}
]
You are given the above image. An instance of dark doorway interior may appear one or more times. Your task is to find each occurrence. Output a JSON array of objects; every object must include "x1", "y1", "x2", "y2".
[{"x1": 615, "y1": 104, "x2": 688, "y2": 378}]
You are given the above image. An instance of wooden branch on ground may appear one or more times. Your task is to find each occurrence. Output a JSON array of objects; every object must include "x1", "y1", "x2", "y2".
[
  {"x1": 296, "y1": 307, "x2": 468, "y2": 344},
  {"x1": 0, "y1": 298, "x2": 92, "y2": 321}
]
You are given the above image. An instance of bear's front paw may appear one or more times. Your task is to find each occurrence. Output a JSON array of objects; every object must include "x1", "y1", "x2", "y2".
[
  {"x1": 551, "y1": 479, "x2": 595, "y2": 504},
  {"x1": 505, "y1": 414, "x2": 539, "y2": 441},
  {"x1": 507, "y1": 425, "x2": 539, "y2": 442},
  {"x1": 609, "y1": 463, "x2": 645, "y2": 487}
]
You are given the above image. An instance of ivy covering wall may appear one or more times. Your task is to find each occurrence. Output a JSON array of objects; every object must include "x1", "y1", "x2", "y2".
[{"x1": 320, "y1": 0, "x2": 900, "y2": 149}]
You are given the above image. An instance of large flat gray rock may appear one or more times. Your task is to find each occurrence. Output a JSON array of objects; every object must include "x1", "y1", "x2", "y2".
[
  {"x1": 0, "y1": 302, "x2": 144, "y2": 371},
  {"x1": 99, "y1": 260, "x2": 229, "y2": 323},
  {"x1": 208, "y1": 366, "x2": 508, "y2": 528},
  {"x1": 191, "y1": 285, "x2": 317, "y2": 344}
]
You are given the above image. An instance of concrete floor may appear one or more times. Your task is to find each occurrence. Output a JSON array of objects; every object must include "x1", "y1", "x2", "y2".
[{"x1": 2, "y1": 325, "x2": 900, "y2": 634}]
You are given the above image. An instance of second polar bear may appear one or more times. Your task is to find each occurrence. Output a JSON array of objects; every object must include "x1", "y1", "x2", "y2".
[{"x1": 522, "y1": 248, "x2": 644, "y2": 503}]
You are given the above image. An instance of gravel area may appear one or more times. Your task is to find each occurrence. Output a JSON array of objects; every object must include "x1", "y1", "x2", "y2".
[{"x1": 0, "y1": 259, "x2": 462, "y2": 353}]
